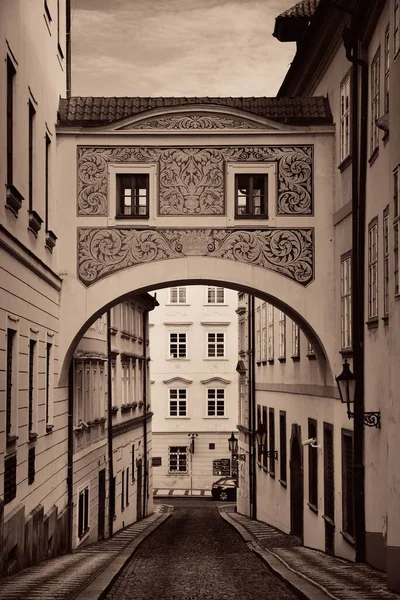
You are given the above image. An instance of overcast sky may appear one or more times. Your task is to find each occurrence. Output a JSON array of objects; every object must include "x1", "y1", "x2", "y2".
[{"x1": 71, "y1": 0, "x2": 296, "y2": 97}]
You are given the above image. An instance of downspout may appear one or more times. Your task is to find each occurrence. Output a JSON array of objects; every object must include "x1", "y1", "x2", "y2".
[
  {"x1": 106, "y1": 310, "x2": 114, "y2": 538},
  {"x1": 142, "y1": 309, "x2": 148, "y2": 518},
  {"x1": 67, "y1": 361, "x2": 74, "y2": 552},
  {"x1": 344, "y1": 21, "x2": 368, "y2": 563},
  {"x1": 249, "y1": 294, "x2": 257, "y2": 520},
  {"x1": 66, "y1": 0, "x2": 71, "y2": 98}
]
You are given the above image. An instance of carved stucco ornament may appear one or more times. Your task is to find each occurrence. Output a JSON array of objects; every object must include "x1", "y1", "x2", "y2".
[
  {"x1": 121, "y1": 113, "x2": 263, "y2": 130},
  {"x1": 78, "y1": 227, "x2": 314, "y2": 287},
  {"x1": 77, "y1": 146, "x2": 313, "y2": 217}
]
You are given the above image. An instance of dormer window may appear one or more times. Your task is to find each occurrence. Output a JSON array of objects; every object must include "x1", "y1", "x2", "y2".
[
  {"x1": 235, "y1": 174, "x2": 268, "y2": 218},
  {"x1": 116, "y1": 174, "x2": 149, "y2": 218}
]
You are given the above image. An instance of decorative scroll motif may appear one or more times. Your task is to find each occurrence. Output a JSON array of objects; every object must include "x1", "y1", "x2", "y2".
[
  {"x1": 78, "y1": 227, "x2": 314, "y2": 287},
  {"x1": 125, "y1": 113, "x2": 262, "y2": 130},
  {"x1": 77, "y1": 146, "x2": 313, "y2": 216}
]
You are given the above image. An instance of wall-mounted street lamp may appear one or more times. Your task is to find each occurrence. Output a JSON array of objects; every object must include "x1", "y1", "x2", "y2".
[
  {"x1": 228, "y1": 432, "x2": 238, "y2": 454},
  {"x1": 255, "y1": 424, "x2": 278, "y2": 459},
  {"x1": 188, "y1": 432, "x2": 198, "y2": 454},
  {"x1": 335, "y1": 359, "x2": 381, "y2": 428}
]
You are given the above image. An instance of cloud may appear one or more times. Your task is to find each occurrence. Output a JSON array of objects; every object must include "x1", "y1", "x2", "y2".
[{"x1": 71, "y1": 0, "x2": 295, "y2": 97}]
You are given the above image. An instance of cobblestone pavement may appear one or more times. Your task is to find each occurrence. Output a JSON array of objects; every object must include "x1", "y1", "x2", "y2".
[
  {"x1": 103, "y1": 500, "x2": 299, "y2": 600},
  {"x1": 0, "y1": 506, "x2": 168, "y2": 600},
  {"x1": 230, "y1": 512, "x2": 400, "y2": 600}
]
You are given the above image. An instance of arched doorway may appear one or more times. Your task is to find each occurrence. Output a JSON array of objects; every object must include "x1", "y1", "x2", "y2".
[{"x1": 290, "y1": 425, "x2": 303, "y2": 542}]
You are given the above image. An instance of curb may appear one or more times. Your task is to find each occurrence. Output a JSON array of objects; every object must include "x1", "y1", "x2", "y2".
[
  {"x1": 74, "y1": 511, "x2": 173, "y2": 600},
  {"x1": 220, "y1": 512, "x2": 333, "y2": 600}
]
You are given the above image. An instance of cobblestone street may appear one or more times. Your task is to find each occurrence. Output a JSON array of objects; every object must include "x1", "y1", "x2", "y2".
[{"x1": 103, "y1": 499, "x2": 298, "y2": 600}]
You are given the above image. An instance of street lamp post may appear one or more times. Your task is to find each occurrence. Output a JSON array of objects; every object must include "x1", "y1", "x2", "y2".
[
  {"x1": 188, "y1": 433, "x2": 198, "y2": 497},
  {"x1": 228, "y1": 432, "x2": 238, "y2": 477}
]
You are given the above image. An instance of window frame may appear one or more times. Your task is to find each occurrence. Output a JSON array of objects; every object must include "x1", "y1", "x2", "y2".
[
  {"x1": 308, "y1": 418, "x2": 318, "y2": 510},
  {"x1": 340, "y1": 253, "x2": 352, "y2": 349},
  {"x1": 278, "y1": 311, "x2": 286, "y2": 361},
  {"x1": 168, "y1": 388, "x2": 188, "y2": 417},
  {"x1": 206, "y1": 388, "x2": 226, "y2": 417},
  {"x1": 206, "y1": 286, "x2": 225, "y2": 304},
  {"x1": 168, "y1": 446, "x2": 188, "y2": 474},
  {"x1": 4, "y1": 454, "x2": 17, "y2": 505},
  {"x1": 267, "y1": 304, "x2": 274, "y2": 362},
  {"x1": 370, "y1": 47, "x2": 381, "y2": 154},
  {"x1": 206, "y1": 332, "x2": 225, "y2": 359},
  {"x1": 28, "y1": 100, "x2": 36, "y2": 211},
  {"x1": 7, "y1": 56, "x2": 16, "y2": 186},
  {"x1": 384, "y1": 25, "x2": 390, "y2": 114},
  {"x1": 235, "y1": 173, "x2": 268, "y2": 219},
  {"x1": 77, "y1": 483, "x2": 90, "y2": 540},
  {"x1": 226, "y1": 162, "x2": 276, "y2": 224},
  {"x1": 261, "y1": 303, "x2": 267, "y2": 362},
  {"x1": 394, "y1": 0, "x2": 399, "y2": 58},
  {"x1": 256, "y1": 306, "x2": 261, "y2": 363},
  {"x1": 169, "y1": 332, "x2": 187, "y2": 359},
  {"x1": 268, "y1": 408, "x2": 275, "y2": 475},
  {"x1": 368, "y1": 218, "x2": 378, "y2": 320},
  {"x1": 116, "y1": 173, "x2": 150, "y2": 219},
  {"x1": 394, "y1": 165, "x2": 400, "y2": 297},
  {"x1": 341, "y1": 429, "x2": 354, "y2": 539},
  {"x1": 279, "y1": 411, "x2": 287, "y2": 484},
  {"x1": 291, "y1": 321, "x2": 300, "y2": 359},
  {"x1": 340, "y1": 72, "x2": 351, "y2": 163},
  {"x1": 383, "y1": 207, "x2": 389, "y2": 317},
  {"x1": 169, "y1": 286, "x2": 187, "y2": 304},
  {"x1": 109, "y1": 164, "x2": 157, "y2": 224}
]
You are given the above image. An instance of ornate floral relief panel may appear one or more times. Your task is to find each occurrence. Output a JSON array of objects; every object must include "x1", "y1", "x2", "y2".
[
  {"x1": 78, "y1": 227, "x2": 314, "y2": 287},
  {"x1": 120, "y1": 113, "x2": 265, "y2": 130},
  {"x1": 77, "y1": 146, "x2": 313, "y2": 217}
]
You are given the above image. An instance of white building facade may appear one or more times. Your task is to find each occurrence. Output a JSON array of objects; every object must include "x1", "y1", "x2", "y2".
[{"x1": 149, "y1": 286, "x2": 239, "y2": 492}]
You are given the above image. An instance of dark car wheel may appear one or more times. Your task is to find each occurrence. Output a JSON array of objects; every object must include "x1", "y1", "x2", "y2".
[{"x1": 219, "y1": 491, "x2": 228, "y2": 501}]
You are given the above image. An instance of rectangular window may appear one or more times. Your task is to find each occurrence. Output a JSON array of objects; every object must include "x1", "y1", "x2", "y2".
[
  {"x1": 207, "y1": 286, "x2": 225, "y2": 304},
  {"x1": 307, "y1": 341, "x2": 315, "y2": 357},
  {"x1": 168, "y1": 446, "x2": 188, "y2": 473},
  {"x1": 262, "y1": 407, "x2": 268, "y2": 470},
  {"x1": 28, "y1": 101, "x2": 36, "y2": 210},
  {"x1": 207, "y1": 388, "x2": 225, "y2": 417},
  {"x1": 28, "y1": 339, "x2": 37, "y2": 433},
  {"x1": 116, "y1": 174, "x2": 149, "y2": 218},
  {"x1": 6, "y1": 328, "x2": 16, "y2": 437},
  {"x1": 323, "y1": 423, "x2": 334, "y2": 522},
  {"x1": 395, "y1": 0, "x2": 400, "y2": 57},
  {"x1": 169, "y1": 286, "x2": 187, "y2": 304},
  {"x1": 28, "y1": 446, "x2": 36, "y2": 485},
  {"x1": 45, "y1": 134, "x2": 51, "y2": 230},
  {"x1": 169, "y1": 332, "x2": 187, "y2": 359},
  {"x1": 261, "y1": 303, "x2": 267, "y2": 362},
  {"x1": 384, "y1": 25, "x2": 390, "y2": 114},
  {"x1": 256, "y1": 306, "x2": 261, "y2": 363},
  {"x1": 368, "y1": 220, "x2": 378, "y2": 319},
  {"x1": 78, "y1": 486, "x2": 90, "y2": 538},
  {"x1": 395, "y1": 166, "x2": 400, "y2": 296},
  {"x1": 383, "y1": 209, "x2": 389, "y2": 316},
  {"x1": 169, "y1": 389, "x2": 187, "y2": 417},
  {"x1": 292, "y1": 321, "x2": 299, "y2": 358},
  {"x1": 235, "y1": 174, "x2": 268, "y2": 218},
  {"x1": 279, "y1": 411, "x2": 287, "y2": 484},
  {"x1": 308, "y1": 419, "x2": 318, "y2": 509},
  {"x1": 342, "y1": 430, "x2": 354, "y2": 538},
  {"x1": 121, "y1": 469, "x2": 125, "y2": 510},
  {"x1": 126, "y1": 468, "x2": 129, "y2": 505},
  {"x1": 340, "y1": 73, "x2": 351, "y2": 162},
  {"x1": 341, "y1": 254, "x2": 352, "y2": 349},
  {"x1": 268, "y1": 408, "x2": 275, "y2": 475},
  {"x1": 278, "y1": 311, "x2": 286, "y2": 360},
  {"x1": 131, "y1": 444, "x2": 135, "y2": 481},
  {"x1": 256, "y1": 405, "x2": 262, "y2": 464},
  {"x1": 267, "y1": 304, "x2": 274, "y2": 362},
  {"x1": 207, "y1": 332, "x2": 225, "y2": 358},
  {"x1": 45, "y1": 342, "x2": 52, "y2": 426},
  {"x1": 4, "y1": 454, "x2": 17, "y2": 504},
  {"x1": 7, "y1": 57, "x2": 16, "y2": 185},
  {"x1": 370, "y1": 48, "x2": 380, "y2": 153}
]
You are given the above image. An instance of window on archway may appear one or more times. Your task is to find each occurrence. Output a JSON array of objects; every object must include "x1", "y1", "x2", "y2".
[
  {"x1": 235, "y1": 174, "x2": 268, "y2": 218},
  {"x1": 116, "y1": 174, "x2": 149, "y2": 218}
]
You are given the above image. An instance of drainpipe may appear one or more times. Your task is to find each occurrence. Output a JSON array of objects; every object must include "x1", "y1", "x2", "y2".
[
  {"x1": 249, "y1": 294, "x2": 257, "y2": 520},
  {"x1": 106, "y1": 310, "x2": 114, "y2": 538},
  {"x1": 66, "y1": 0, "x2": 71, "y2": 98},
  {"x1": 142, "y1": 309, "x2": 148, "y2": 518},
  {"x1": 344, "y1": 21, "x2": 368, "y2": 563},
  {"x1": 67, "y1": 361, "x2": 74, "y2": 552}
]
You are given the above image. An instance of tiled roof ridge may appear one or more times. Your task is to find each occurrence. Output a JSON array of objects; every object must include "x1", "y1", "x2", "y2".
[{"x1": 278, "y1": 0, "x2": 320, "y2": 19}]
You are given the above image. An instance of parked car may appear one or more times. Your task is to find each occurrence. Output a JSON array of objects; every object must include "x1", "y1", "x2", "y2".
[{"x1": 211, "y1": 477, "x2": 237, "y2": 501}]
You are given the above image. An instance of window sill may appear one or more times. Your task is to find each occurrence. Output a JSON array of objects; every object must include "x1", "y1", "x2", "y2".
[
  {"x1": 306, "y1": 353, "x2": 316, "y2": 360},
  {"x1": 256, "y1": 361, "x2": 262, "y2": 366},
  {"x1": 322, "y1": 515, "x2": 335, "y2": 527},
  {"x1": 267, "y1": 359, "x2": 274, "y2": 365},
  {"x1": 278, "y1": 357, "x2": 286, "y2": 363},
  {"x1": 45, "y1": 230, "x2": 57, "y2": 252},
  {"x1": 382, "y1": 315, "x2": 389, "y2": 325},
  {"x1": 291, "y1": 355, "x2": 300, "y2": 362},
  {"x1": 167, "y1": 472, "x2": 189, "y2": 476},
  {"x1": 279, "y1": 479, "x2": 287, "y2": 488},
  {"x1": 338, "y1": 155, "x2": 352, "y2": 173},
  {"x1": 167, "y1": 358, "x2": 190, "y2": 361},
  {"x1": 6, "y1": 434, "x2": 18, "y2": 447},
  {"x1": 46, "y1": 424, "x2": 54, "y2": 434},
  {"x1": 366, "y1": 317, "x2": 379, "y2": 330},
  {"x1": 261, "y1": 360, "x2": 267, "y2": 365},
  {"x1": 115, "y1": 214, "x2": 149, "y2": 221},
  {"x1": 234, "y1": 215, "x2": 268, "y2": 220},
  {"x1": 109, "y1": 326, "x2": 118, "y2": 335},
  {"x1": 203, "y1": 416, "x2": 228, "y2": 419},
  {"x1": 28, "y1": 210, "x2": 43, "y2": 237},
  {"x1": 307, "y1": 502, "x2": 318, "y2": 515},
  {"x1": 269, "y1": 471, "x2": 276, "y2": 479},
  {"x1": 78, "y1": 527, "x2": 90, "y2": 541},
  {"x1": 6, "y1": 184, "x2": 24, "y2": 217},
  {"x1": 340, "y1": 348, "x2": 353, "y2": 358},
  {"x1": 29, "y1": 432, "x2": 38, "y2": 442},
  {"x1": 341, "y1": 531, "x2": 355, "y2": 547},
  {"x1": 165, "y1": 416, "x2": 190, "y2": 419},
  {"x1": 368, "y1": 147, "x2": 379, "y2": 167},
  {"x1": 203, "y1": 358, "x2": 228, "y2": 361}
]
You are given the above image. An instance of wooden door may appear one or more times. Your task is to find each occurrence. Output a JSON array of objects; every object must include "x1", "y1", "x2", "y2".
[
  {"x1": 98, "y1": 469, "x2": 106, "y2": 541},
  {"x1": 136, "y1": 459, "x2": 143, "y2": 521},
  {"x1": 290, "y1": 436, "x2": 304, "y2": 541}
]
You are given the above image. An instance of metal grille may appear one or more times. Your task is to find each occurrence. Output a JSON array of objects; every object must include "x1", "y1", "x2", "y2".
[
  {"x1": 4, "y1": 454, "x2": 17, "y2": 504},
  {"x1": 28, "y1": 447, "x2": 35, "y2": 485}
]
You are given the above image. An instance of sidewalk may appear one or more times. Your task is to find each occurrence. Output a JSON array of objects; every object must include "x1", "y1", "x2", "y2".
[
  {"x1": 222, "y1": 509, "x2": 400, "y2": 600},
  {"x1": 153, "y1": 487, "x2": 212, "y2": 497},
  {"x1": 0, "y1": 505, "x2": 173, "y2": 600}
]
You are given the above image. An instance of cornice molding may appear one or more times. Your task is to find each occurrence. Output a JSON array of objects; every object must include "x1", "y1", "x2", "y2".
[
  {"x1": 200, "y1": 377, "x2": 231, "y2": 385},
  {"x1": 162, "y1": 377, "x2": 193, "y2": 385}
]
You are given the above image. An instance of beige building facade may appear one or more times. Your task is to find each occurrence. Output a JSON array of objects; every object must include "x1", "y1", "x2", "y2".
[{"x1": 149, "y1": 285, "x2": 239, "y2": 492}]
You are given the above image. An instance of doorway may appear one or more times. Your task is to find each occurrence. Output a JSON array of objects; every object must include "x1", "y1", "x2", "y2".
[
  {"x1": 290, "y1": 429, "x2": 303, "y2": 542},
  {"x1": 136, "y1": 459, "x2": 143, "y2": 521},
  {"x1": 98, "y1": 468, "x2": 106, "y2": 540}
]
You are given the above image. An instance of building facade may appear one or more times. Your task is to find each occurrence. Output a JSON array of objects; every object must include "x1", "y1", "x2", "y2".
[
  {"x1": 149, "y1": 286, "x2": 239, "y2": 492},
  {"x1": 236, "y1": 0, "x2": 400, "y2": 591},
  {"x1": 0, "y1": 0, "x2": 70, "y2": 576}
]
